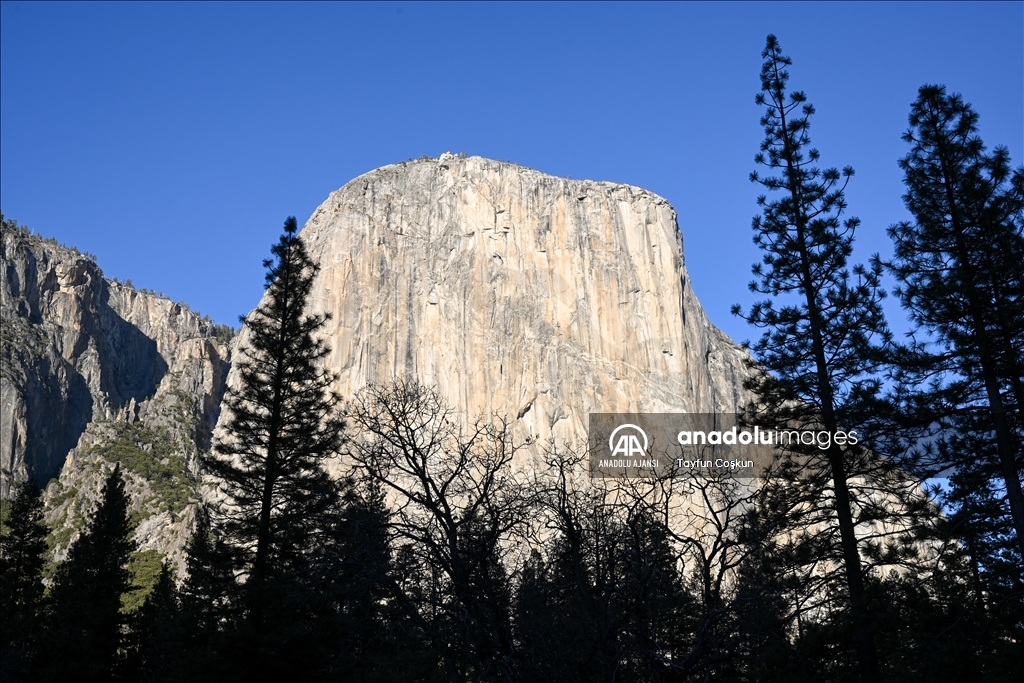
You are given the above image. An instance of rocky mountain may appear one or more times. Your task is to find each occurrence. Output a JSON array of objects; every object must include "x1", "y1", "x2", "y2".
[
  {"x1": 270, "y1": 154, "x2": 752, "y2": 450},
  {"x1": 1, "y1": 217, "x2": 231, "y2": 564},
  {"x1": 2, "y1": 155, "x2": 754, "y2": 564}
]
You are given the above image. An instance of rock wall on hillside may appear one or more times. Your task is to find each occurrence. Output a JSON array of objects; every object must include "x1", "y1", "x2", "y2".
[{"x1": 1, "y1": 219, "x2": 231, "y2": 561}]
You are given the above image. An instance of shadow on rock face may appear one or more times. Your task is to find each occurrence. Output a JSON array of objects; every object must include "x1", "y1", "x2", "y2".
[
  {"x1": 94, "y1": 284, "x2": 168, "y2": 412},
  {"x1": 22, "y1": 355, "x2": 93, "y2": 488},
  {"x1": 1, "y1": 241, "x2": 169, "y2": 492}
]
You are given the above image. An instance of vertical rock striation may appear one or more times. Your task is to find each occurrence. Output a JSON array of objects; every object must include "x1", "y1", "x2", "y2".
[{"x1": 243, "y1": 155, "x2": 752, "y2": 451}]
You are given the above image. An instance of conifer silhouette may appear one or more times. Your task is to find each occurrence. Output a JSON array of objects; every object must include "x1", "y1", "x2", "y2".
[
  {"x1": 734, "y1": 34, "x2": 894, "y2": 683},
  {"x1": 885, "y1": 85, "x2": 1024, "y2": 559},
  {"x1": 0, "y1": 480, "x2": 48, "y2": 680},
  {"x1": 204, "y1": 216, "x2": 344, "y2": 634},
  {"x1": 45, "y1": 465, "x2": 136, "y2": 682}
]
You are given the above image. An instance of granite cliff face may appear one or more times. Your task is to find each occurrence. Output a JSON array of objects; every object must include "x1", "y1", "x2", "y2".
[
  {"x1": 3, "y1": 156, "x2": 754, "y2": 561},
  {"x1": 248, "y1": 154, "x2": 752, "y2": 449},
  {"x1": 1, "y1": 219, "x2": 231, "y2": 561}
]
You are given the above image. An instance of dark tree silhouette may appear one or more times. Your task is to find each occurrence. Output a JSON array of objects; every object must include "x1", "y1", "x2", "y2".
[
  {"x1": 149, "y1": 510, "x2": 240, "y2": 683},
  {"x1": 733, "y1": 34, "x2": 894, "y2": 683},
  {"x1": 884, "y1": 85, "x2": 1024, "y2": 560},
  {"x1": 346, "y1": 380, "x2": 528, "y2": 683},
  {"x1": 204, "y1": 216, "x2": 345, "y2": 633},
  {"x1": 0, "y1": 480, "x2": 48, "y2": 680},
  {"x1": 178, "y1": 509, "x2": 239, "y2": 644},
  {"x1": 43, "y1": 464, "x2": 136, "y2": 683},
  {"x1": 131, "y1": 561, "x2": 183, "y2": 681},
  {"x1": 311, "y1": 479, "x2": 429, "y2": 682},
  {"x1": 157, "y1": 218, "x2": 413, "y2": 681},
  {"x1": 516, "y1": 451, "x2": 704, "y2": 683}
]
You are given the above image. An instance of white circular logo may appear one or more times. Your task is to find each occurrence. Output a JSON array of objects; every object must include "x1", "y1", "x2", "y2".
[{"x1": 608, "y1": 424, "x2": 648, "y2": 457}]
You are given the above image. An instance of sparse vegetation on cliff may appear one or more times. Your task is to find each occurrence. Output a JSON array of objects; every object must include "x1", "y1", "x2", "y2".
[
  {"x1": 90, "y1": 423, "x2": 195, "y2": 519},
  {"x1": 1, "y1": 214, "x2": 98, "y2": 262}
]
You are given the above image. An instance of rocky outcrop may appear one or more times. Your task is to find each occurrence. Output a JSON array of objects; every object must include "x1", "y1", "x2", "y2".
[
  {"x1": 254, "y1": 154, "x2": 752, "y2": 451},
  {"x1": 1, "y1": 218, "x2": 231, "y2": 561}
]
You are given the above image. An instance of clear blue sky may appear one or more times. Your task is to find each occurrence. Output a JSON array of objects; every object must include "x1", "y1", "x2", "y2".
[{"x1": 2, "y1": 1, "x2": 1021, "y2": 344}]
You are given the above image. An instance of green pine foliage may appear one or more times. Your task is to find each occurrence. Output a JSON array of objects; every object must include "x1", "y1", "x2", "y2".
[
  {"x1": 91, "y1": 422, "x2": 195, "y2": 518},
  {"x1": 123, "y1": 549, "x2": 169, "y2": 613}
]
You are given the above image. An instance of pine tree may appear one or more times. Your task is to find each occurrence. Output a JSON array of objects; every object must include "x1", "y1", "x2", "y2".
[
  {"x1": 885, "y1": 85, "x2": 1024, "y2": 559},
  {"x1": 179, "y1": 509, "x2": 238, "y2": 634},
  {"x1": 0, "y1": 480, "x2": 48, "y2": 680},
  {"x1": 43, "y1": 464, "x2": 136, "y2": 683},
  {"x1": 302, "y1": 478, "x2": 425, "y2": 682},
  {"x1": 203, "y1": 217, "x2": 344, "y2": 633},
  {"x1": 733, "y1": 35, "x2": 894, "y2": 683}
]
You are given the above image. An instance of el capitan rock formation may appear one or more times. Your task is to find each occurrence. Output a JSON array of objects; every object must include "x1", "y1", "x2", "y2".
[{"x1": 272, "y1": 154, "x2": 752, "y2": 447}]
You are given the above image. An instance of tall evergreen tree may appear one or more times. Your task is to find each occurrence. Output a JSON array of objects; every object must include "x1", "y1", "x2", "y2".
[
  {"x1": 303, "y1": 478, "x2": 424, "y2": 682},
  {"x1": 203, "y1": 216, "x2": 344, "y2": 636},
  {"x1": 733, "y1": 35, "x2": 894, "y2": 683},
  {"x1": 885, "y1": 85, "x2": 1024, "y2": 559},
  {"x1": 0, "y1": 480, "x2": 48, "y2": 680},
  {"x1": 43, "y1": 464, "x2": 136, "y2": 683}
]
